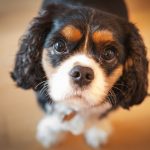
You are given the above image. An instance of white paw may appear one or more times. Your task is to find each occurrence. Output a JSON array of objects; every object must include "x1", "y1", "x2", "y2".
[
  {"x1": 84, "y1": 127, "x2": 109, "y2": 149},
  {"x1": 36, "y1": 116, "x2": 61, "y2": 148},
  {"x1": 36, "y1": 127, "x2": 59, "y2": 148}
]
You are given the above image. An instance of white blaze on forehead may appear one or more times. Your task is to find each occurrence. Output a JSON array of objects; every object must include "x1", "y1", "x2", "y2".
[{"x1": 44, "y1": 53, "x2": 108, "y2": 109}]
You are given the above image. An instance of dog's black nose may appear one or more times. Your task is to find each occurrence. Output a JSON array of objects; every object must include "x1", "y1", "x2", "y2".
[{"x1": 69, "y1": 65, "x2": 94, "y2": 86}]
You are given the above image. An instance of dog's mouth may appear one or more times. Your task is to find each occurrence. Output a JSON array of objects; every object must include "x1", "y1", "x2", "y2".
[
  {"x1": 49, "y1": 80, "x2": 107, "y2": 110},
  {"x1": 63, "y1": 87, "x2": 87, "y2": 101},
  {"x1": 54, "y1": 94, "x2": 81, "y2": 109},
  {"x1": 58, "y1": 92, "x2": 101, "y2": 111},
  {"x1": 70, "y1": 93, "x2": 83, "y2": 99}
]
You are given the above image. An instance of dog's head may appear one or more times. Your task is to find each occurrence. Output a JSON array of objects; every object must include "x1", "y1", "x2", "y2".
[{"x1": 11, "y1": 3, "x2": 148, "y2": 110}]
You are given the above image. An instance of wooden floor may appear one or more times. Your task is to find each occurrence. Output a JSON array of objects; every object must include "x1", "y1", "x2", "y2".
[{"x1": 0, "y1": 0, "x2": 150, "y2": 150}]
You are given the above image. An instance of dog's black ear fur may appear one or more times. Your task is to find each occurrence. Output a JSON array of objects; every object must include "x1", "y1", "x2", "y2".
[
  {"x1": 116, "y1": 23, "x2": 148, "y2": 109},
  {"x1": 11, "y1": 3, "x2": 69, "y2": 90}
]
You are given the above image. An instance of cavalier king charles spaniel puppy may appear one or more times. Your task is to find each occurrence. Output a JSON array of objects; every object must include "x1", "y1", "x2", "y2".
[{"x1": 11, "y1": 0, "x2": 148, "y2": 148}]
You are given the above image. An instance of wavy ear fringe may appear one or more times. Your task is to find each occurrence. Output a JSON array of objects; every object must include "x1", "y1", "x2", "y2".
[
  {"x1": 116, "y1": 23, "x2": 148, "y2": 109},
  {"x1": 11, "y1": 12, "x2": 50, "y2": 89},
  {"x1": 11, "y1": 3, "x2": 69, "y2": 90}
]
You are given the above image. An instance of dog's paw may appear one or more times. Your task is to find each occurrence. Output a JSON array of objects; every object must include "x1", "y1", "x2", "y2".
[
  {"x1": 36, "y1": 127, "x2": 59, "y2": 148},
  {"x1": 84, "y1": 127, "x2": 110, "y2": 149},
  {"x1": 36, "y1": 116, "x2": 62, "y2": 148}
]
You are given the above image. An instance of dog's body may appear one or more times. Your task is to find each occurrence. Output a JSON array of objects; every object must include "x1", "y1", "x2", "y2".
[{"x1": 11, "y1": 0, "x2": 148, "y2": 148}]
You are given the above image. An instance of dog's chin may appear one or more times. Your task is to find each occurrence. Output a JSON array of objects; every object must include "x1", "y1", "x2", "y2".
[
  {"x1": 51, "y1": 91, "x2": 105, "y2": 111},
  {"x1": 62, "y1": 95, "x2": 90, "y2": 110}
]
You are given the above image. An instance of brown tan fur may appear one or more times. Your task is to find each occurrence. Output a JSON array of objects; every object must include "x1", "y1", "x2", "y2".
[
  {"x1": 125, "y1": 58, "x2": 133, "y2": 70},
  {"x1": 42, "y1": 49, "x2": 55, "y2": 76},
  {"x1": 92, "y1": 30, "x2": 114, "y2": 43},
  {"x1": 61, "y1": 25, "x2": 82, "y2": 42},
  {"x1": 107, "y1": 65, "x2": 123, "y2": 89}
]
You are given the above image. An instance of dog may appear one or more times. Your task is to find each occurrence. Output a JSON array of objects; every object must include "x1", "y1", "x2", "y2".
[{"x1": 11, "y1": 0, "x2": 148, "y2": 148}]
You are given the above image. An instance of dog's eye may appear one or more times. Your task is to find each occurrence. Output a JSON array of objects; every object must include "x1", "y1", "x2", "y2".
[
  {"x1": 101, "y1": 47, "x2": 117, "y2": 62},
  {"x1": 53, "y1": 40, "x2": 67, "y2": 54}
]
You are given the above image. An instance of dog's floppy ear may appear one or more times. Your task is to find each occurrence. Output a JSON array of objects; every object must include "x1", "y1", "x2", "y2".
[
  {"x1": 11, "y1": 3, "x2": 69, "y2": 90},
  {"x1": 117, "y1": 23, "x2": 148, "y2": 109}
]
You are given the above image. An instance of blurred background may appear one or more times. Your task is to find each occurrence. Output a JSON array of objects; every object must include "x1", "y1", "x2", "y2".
[{"x1": 0, "y1": 0, "x2": 150, "y2": 150}]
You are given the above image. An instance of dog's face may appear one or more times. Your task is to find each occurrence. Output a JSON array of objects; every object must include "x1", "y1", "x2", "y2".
[
  {"x1": 42, "y1": 8, "x2": 125, "y2": 110},
  {"x1": 11, "y1": 4, "x2": 148, "y2": 110}
]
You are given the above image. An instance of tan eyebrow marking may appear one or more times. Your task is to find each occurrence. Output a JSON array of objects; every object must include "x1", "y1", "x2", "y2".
[
  {"x1": 92, "y1": 30, "x2": 114, "y2": 43},
  {"x1": 61, "y1": 25, "x2": 82, "y2": 42}
]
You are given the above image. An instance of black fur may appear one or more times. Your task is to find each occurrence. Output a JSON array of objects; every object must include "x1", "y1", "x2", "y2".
[
  {"x1": 42, "y1": 0, "x2": 128, "y2": 20},
  {"x1": 115, "y1": 23, "x2": 148, "y2": 108},
  {"x1": 11, "y1": 0, "x2": 148, "y2": 110}
]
